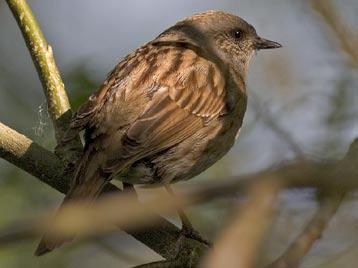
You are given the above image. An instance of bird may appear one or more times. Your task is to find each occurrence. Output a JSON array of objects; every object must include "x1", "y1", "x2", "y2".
[{"x1": 35, "y1": 10, "x2": 281, "y2": 256}]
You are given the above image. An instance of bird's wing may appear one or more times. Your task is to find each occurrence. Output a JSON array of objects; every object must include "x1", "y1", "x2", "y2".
[
  {"x1": 68, "y1": 44, "x2": 155, "y2": 133},
  {"x1": 67, "y1": 45, "x2": 228, "y2": 176},
  {"x1": 69, "y1": 79, "x2": 114, "y2": 131},
  {"x1": 103, "y1": 48, "x2": 228, "y2": 174}
]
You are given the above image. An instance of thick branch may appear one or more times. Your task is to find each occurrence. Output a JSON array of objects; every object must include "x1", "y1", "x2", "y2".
[
  {"x1": 1, "y1": 121, "x2": 358, "y2": 265},
  {"x1": 0, "y1": 122, "x2": 70, "y2": 192},
  {"x1": 0, "y1": 122, "x2": 199, "y2": 260},
  {"x1": 3, "y1": 1, "x2": 356, "y2": 266},
  {"x1": 2, "y1": 2, "x2": 205, "y2": 259},
  {"x1": 6, "y1": 0, "x2": 82, "y2": 161}
]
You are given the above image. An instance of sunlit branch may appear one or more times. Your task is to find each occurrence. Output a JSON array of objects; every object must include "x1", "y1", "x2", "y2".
[
  {"x1": 0, "y1": 121, "x2": 197, "y2": 260},
  {"x1": 6, "y1": 0, "x2": 82, "y2": 161}
]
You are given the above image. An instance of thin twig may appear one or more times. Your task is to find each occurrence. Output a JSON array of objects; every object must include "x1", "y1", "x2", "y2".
[
  {"x1": 310, "y1": 0, "x2": 358, "y2": 67},
  {"x1": 1, "y1": 121, "x2": 357, "y2": 263},
  {"x1": 133, "y1": 260, "x2": 182, "y2": 268},
  {"x1": 264, "y1": 3, "x2": 358, "y2": 264},
  {"x1": 266, "y1": 191, "x2": 344, "y2": 268},
  {"x1": 250, "y1": 91, "x2": 304, "y2": 158},
  {"x1": 6, "y1": 0, "x2": 82, "y2": 161},
  {"x1": 265, "y1": 139, "x2": 358, "y2": 268},
  {"x1": 202, "y1": 181, "x2": 280, "y2": 268},
  {"x1": 0, "y1": 147, "x2": 355, "y2": 248}
]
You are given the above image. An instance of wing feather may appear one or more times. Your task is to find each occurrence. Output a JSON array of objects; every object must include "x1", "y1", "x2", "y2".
[
  {"x1": 68, "y1": 44, "x2": 228, "y2": 177},
  {"x1": 103, "y1": 49, "x2": 227, "y2": 174}
]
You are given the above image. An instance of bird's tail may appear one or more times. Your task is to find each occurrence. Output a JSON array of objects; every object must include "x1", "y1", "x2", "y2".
[{"x1": 35, "y1": 153, "x2": 107, "y2": 256}]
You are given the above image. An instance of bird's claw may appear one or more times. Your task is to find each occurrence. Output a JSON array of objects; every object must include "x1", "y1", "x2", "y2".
[{"x1": 181, "y1": 225, "x2": 212, "y2": 247}]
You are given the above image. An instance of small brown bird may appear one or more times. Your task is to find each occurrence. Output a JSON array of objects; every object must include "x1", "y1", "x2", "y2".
[{"x1": 35, "y1": 10, "x2": 281, "y2": 255}]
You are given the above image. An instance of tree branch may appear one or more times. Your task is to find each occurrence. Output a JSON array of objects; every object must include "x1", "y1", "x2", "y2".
[
  {"x1": 267, "y1": 4, "x2": 358, "y2": 264},
  {"x1": 266, "y1": 191, "x2": 344, "y2": 268},
  {"x1": 5, "y1": 0, "x2": 82, "y2": 161},
  {"x1": 203, "y1": 181, "x2": 280, "y2": 268},
  {"x1": 3, "y1": 1, "x2": 207, "y2": 262},
  {"x1": 3, "y1": 1, "x2": 357, "y2": 267},
  {"x1": 1, "y1": 121, "x2": 358, "y2": 266},
  {"x1": 0, "y1": 121, "x2": 202, "y2": 260},
  {"x1": 266, "y1": 139, "x2": 358, "y2": 268},
  {"x1": 310, "y1": 0, "x2": 358, "y2": 67},
  {"x1": 134, "y1": 260, "x2": 182, "y2": 268},
  {"x1": 0, "y1": 122, "x2": 70, "y2": 192}
]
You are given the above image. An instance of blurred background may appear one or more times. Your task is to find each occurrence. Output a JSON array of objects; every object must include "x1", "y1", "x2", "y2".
[{"x1": 0, "y1": 0, "x2": 357, "y2": 267}]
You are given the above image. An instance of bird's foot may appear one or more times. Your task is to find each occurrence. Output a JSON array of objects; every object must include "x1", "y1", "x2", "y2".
[{"x1": 180, "y1": 224, "x2": 212, "y2": 247}]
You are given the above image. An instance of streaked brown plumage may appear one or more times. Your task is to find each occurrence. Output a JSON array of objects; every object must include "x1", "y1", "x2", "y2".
[{"x1": 35, "y1": 10, "x2": 281, "y2": 255}]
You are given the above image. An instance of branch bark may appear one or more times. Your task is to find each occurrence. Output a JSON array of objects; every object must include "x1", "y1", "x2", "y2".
[
  {"x1": 3, "y1": 1, "x2": 206, "y2": 262},
  {"x1": 0, "y1": 122, "x2": 70, "y2": 192},
  {"x1": 6, "y1": 0, "x2": 82, "y2": 161},
  {"x1": 0, "y1": 121, "x2": 205, "y2": 260},
  {"x1": 1, "y1": 121, "x2": 358, "y2": 266},
  {"x1": 2, "y1": 1, "x2": 357, "y2": 267}
]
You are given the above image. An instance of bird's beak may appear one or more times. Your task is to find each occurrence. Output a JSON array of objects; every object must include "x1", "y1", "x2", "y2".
[{"x1": 255, "y1": 37, "x2": 282, "y2": 50}]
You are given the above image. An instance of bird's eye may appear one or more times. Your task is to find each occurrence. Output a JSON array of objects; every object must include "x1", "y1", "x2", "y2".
[{"x1": 232, "y1": 29, "x2": 243, "y2": 39}]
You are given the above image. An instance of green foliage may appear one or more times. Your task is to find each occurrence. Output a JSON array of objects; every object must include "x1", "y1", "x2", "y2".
[{"x1": 66, "y1": 65, "x2": 100, "y2": 110}]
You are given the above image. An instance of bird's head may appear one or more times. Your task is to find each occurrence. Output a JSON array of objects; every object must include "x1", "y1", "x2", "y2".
[{"x1": 155, "y1": 10, "x2": 281, "y2": 78}]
